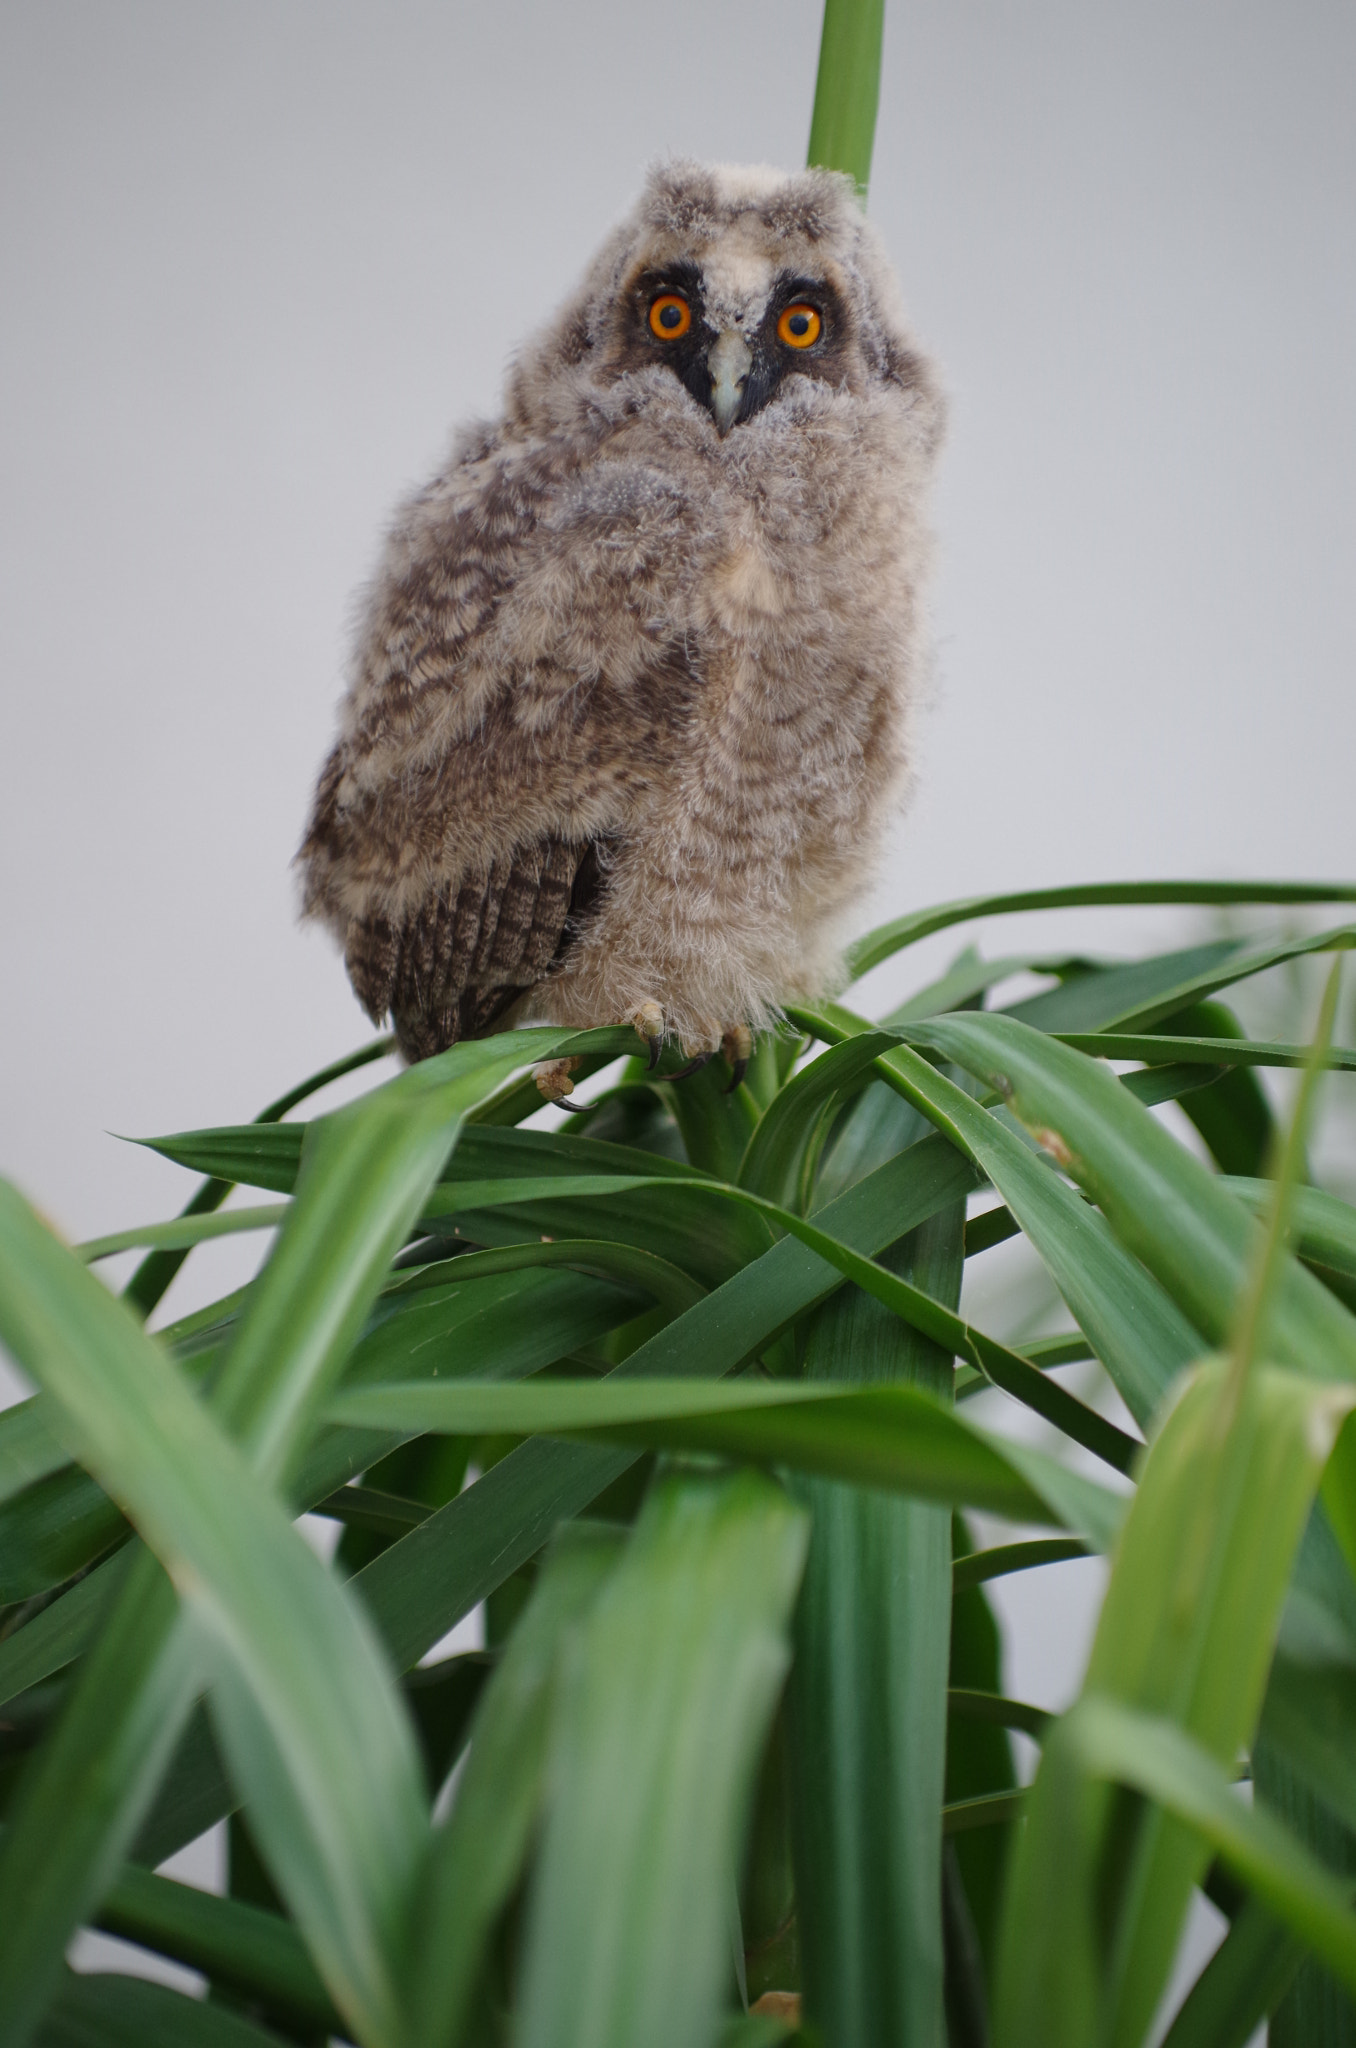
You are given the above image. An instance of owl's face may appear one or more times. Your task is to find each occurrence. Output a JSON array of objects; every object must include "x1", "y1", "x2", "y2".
[
  {"x1": 511, "y1": 161, "x2": 935, "y2": 447},
  {"x1": 613, "y1": 253, "x2": 849, "y2": 435}
]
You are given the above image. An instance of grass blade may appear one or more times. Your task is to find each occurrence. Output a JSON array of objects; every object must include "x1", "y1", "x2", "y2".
[
  {"x1": 0, "y1": 1183, "x2": 428, "y2": 2048},
  {"x1": 807, "y1": 0, "x2": 884, "y2": 194},
  {"x1": 790, "y1": 1165, "x2": 961, "y2": 2047},
  {"x1": 516, "y1": 1470, "x2": 808, "y2": 2048},
  {"x1": 409, "y1": 1522, "x2": 623, "y2": 2048},
  {"x1": 1070, "y1": 1700, "x2": 1356, "y2": 2001},
  {"x1": 325, "y1": 1376, "x2": 1124, "y2": 1538},
  {"x1": 846, "y1": 880, "x2": 1356, "y2": 980},
  {"x1": 38, "y1": 1972, "x2": 292, "y2": 2046},
  {"x1": 994, "y1": 1362, "x2": 1356, "y2": 2048},
  {"x1": 792, "y1": 1000, "x2": 1199, "y2": 1427},
  {"x1": 120, "y1": 1034, "x2": 392, "y2": 1320},
  {"x1": 900, "y1": 1011, "x2": 1356, "y2": 1391},
  {"x1": 94, "y1": 1863, "x2": 339, "y2": 2032}
]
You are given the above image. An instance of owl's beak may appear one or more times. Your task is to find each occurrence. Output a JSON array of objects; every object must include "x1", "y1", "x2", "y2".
[{"x1": 707, "y1": 329, "x2": 753, "y2": 436}]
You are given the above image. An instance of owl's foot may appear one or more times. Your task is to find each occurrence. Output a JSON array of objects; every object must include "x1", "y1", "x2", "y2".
[
  {"x1": 534, "y1": 1056, "x2": 581, "y2": 1105},
  {"x1": 629, "y1": 1001, "x2": 666, "y2": 1071},
  {"x1": 626, "y1": 1007, "x2": 751, "y2": 1092}
]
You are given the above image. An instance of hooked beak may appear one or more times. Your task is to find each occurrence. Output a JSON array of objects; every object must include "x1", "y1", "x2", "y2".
[{"x1": 707, "y1": 329, "x2": 753, "y2": 437}]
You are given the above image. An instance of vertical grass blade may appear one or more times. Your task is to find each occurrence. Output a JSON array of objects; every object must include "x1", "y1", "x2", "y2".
[
  {"x1": 807, "y1": 0, "x2": 885, "y2": 194},
  {"x1": 409, "y1": 1522, "x2": 624, "y2": 2048},
  {"x1": 789, "y1": 1092, "x2": 962, "y2": 2047},
  {"x1": 994, "y1": 1363, "x2": 1356, "y2": 2048},
  {"x1": 517, "y1": 1470, "x2": 808, "y2": 2048}
]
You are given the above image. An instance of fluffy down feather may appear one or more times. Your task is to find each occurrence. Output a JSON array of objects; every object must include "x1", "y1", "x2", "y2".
[{"x1": 299, "y1": 159, "x2": 943, "y2": 1060}]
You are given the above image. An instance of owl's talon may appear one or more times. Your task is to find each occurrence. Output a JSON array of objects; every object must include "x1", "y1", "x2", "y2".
[
  {"x1": 534, "y1": 1056, "x2": 581, "y2": 1104},
  {"x1": 665, "y1": 1051, "x2": 715, "y2": 1083},
  {"x1": 630, "y1": 1002, "x2": 665, "y2": 1070},
  {"x1": 721, "y1": 1025, "x2": 752, "y2": 1093}
]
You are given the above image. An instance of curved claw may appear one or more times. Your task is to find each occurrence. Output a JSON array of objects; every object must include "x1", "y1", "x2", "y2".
[
  {"x1": 664, "y1": 1051, "x2": 715, "y2": 1084},
  {"x1": 555, "y1": 1095, "x2": 590, "y2": 1113},
  {"x1": 720, "y1": 1026, "x2": 753, "y2": 1096},
  {"x1": 647, "y1": 1038, "x2": 662, "y2": 1073}
]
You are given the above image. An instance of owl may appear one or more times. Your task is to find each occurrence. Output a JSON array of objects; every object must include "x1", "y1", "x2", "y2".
[{"x1": 298, "y1": 160, "x2": 942, "y2": 1101}]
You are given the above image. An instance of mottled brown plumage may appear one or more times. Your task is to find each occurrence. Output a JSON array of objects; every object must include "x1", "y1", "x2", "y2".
[{"x1": 299, "y1": 161, "x2": 942, "y2": 1071}]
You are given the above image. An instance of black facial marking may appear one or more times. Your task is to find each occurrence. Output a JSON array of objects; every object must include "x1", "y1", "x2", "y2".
[
  {"x1": 622, "y1": 261, "x2": 713, "y2": 414},
  {"x1": 731, "y1": 272, "x2": 849, "y2": 427},
  {"x1": 617, "y1": 264, "x2": 850, "y2": 430}
]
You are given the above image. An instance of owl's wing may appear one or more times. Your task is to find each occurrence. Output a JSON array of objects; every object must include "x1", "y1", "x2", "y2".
[
  {"x1": 300, "y1": 427, "x2": 704, "y2": 1060},
  {"x1": 341, "y1": 836, "x2": 610, "y2": 1063}
]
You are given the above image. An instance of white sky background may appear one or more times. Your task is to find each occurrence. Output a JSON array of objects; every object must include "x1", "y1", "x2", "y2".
[
  {"x1": 1, "y1": 4, "x2": 1353, "y2": 2025},
  {"x1": 1, "y1": 0, "x2": 1352, "y2": 1257}
]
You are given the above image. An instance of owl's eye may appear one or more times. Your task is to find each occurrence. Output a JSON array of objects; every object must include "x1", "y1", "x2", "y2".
[
  {"x1": 777, "y1": 303, "x2": 822, "y2": 349},
  {"x1": 649, "y1": 294, "x2": 692, "y2": 340}
]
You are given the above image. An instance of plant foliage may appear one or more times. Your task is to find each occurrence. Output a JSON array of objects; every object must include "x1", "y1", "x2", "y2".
[{"x1": 1, "y1": 880, "x2": 1355, "y2": 2047}]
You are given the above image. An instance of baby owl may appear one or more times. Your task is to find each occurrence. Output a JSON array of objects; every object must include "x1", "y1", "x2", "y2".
[{"x1": 299, "y1": 161, "x2": 942, "y2": 1098}]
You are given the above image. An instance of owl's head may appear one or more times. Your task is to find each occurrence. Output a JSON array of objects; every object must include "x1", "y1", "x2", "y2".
[{"x1": 511, "y1": 160, "x2": 938, "y2": 443}]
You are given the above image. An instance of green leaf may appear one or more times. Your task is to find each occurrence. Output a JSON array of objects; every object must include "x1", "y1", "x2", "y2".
[
  {"x1": 846, "y1": 880, "x2": 1356, "y2": 981},
  {"x1": 1068, "y1": 1699, "x2": 1356, "y2": 2002},
  {"x1": 951, "y1": 1537, "x2": 1089, "y2": 1590},
  {"x1": 738, "y1": 1032, "x2": 897, "y2": 1211},
  {"x1": 324, "y1": 1376, "x2": 1124, "y2": 1538},
  {"x1": 1159, "y1": 1896, "x2": 1303, "y2": 2048},
  {"x1": 344, "y1": 1131, "x2": 1096, "y2": 1681},
  {"x1": 210, "y1": 1030, "x2": 606, "y2": 1487},
  {"x1": 947, "y1": 1518, "x2": 1018, "y2": 2009},
  {"x1": 385, "y1": 1237, "x2": 706, "y2": 1316},
  {"x1": 36, "y1": 1971, "x2": 291, "y2": 2047},
  {"x1": 77, "y1": 1205, "x2": 290, "y2": 1263},
  {"x1": 900, "y1": 1011, "x2": 1356, "y2": 1390},
  {"x1": 0, "y1": 1182, "x2": 429, "y2": 2048},
  {"x1": 807, "y1": 0, "x2": 884, "y2": 194},
  {"x1": 0, "y1": 1395, "x2": 77, "y2": 1509},
  {"x1": 408, "y1": 1521, "x2": 624, "y2": 2048},
  {"x1": 93, "y1": 1862, "x2": 339, "y2": 2032},
  {"x1": 789, "y1": 1161, "x2": 961, "y2": 2048},
  {"x1": 0, "y1": 1546, "x2": 138, "y2": 1707},
  {"x1": 1056, "y1": 1030, "x2": 1356, "y2": 1074},
  {"x1": 1252, "y1": 1739, "x2": 1356, "y2": 2046},
  {"x1": 1227, "y1": 1177, "x2": 1356, "y2": 1307},
  {"x1": 0, "y1": 1464, "x2": 126, "y2": 1603},
  {"x1": 994, "y1": 1361, "x2": 1356, "y2": 2048},
  {"x1": 120, "y1": 1033, "x2": 393, "y2": 1320},
  {"x1": 1261, "y1": 1654, "x2": 1356, "y2": 1847},
  {"x1": 1061, "y1": 924, "x2": 1356, "y2": 1034},
  {"x1": 0, "y1": 1036, "x2": 606, "y2": 2047},
  {"x1": 516, "y1": 1469, "x2": 809, "y2": 2048},
  {"x1": 792, "y1": 1000, "x2": 1200, "y2": 1428},
  {"x1": 0, "y1": 1555, "x2": 202, "y2": 2048}
]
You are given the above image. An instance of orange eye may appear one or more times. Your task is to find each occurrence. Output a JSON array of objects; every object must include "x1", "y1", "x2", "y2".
[
  {"x1": 649, "y1": 293, "x2": 691, "y2": 340},
  {"x1": 777, "y1": 302, "x2": 822, "y2": 349}
]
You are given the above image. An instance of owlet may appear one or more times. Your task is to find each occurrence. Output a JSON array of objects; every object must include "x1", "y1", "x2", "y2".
[{"x1": 298, "y1": 160, "x2": 942, "y2": 1098}]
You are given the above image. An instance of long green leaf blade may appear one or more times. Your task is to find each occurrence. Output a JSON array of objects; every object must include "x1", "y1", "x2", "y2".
[
  {"x1": 847, "y1": 880, "x2": 1356, "y2": 980},
  {"x1": 516, "y1": 1470, "x2": 808, "y2": 2048}
]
